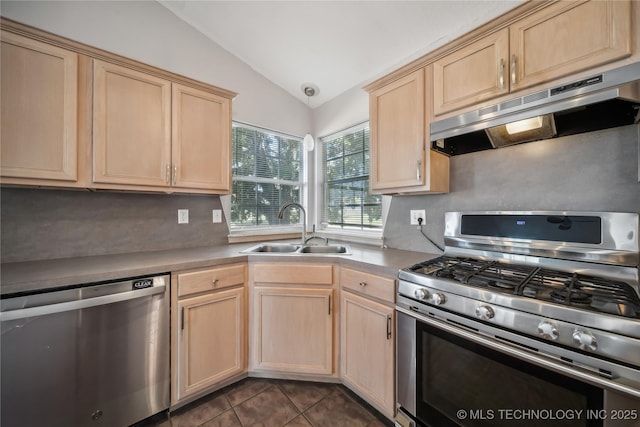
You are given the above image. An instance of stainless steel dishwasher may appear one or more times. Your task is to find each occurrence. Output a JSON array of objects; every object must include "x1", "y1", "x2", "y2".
[{"x1": 0, "y1": 273, "x2": 170, "y2": 427}]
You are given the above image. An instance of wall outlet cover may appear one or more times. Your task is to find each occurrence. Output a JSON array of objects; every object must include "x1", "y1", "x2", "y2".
[
  {"x1": 212, "y1": 209, "x2": 223, "y2": 223},
  {"x1": 178, "y1": 209, "x2": 189, "y2": 224},
  {"x1": 410, "y1": 209, "x2": 426, "y2": 225}
]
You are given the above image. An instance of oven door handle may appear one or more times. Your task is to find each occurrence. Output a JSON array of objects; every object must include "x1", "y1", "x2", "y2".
[
  {"x1": 396, "y1": 306, "x2": 640, "y2": 399},
  {"x1": 0, "y1": 285, "x2": 166, "y2": 322}
]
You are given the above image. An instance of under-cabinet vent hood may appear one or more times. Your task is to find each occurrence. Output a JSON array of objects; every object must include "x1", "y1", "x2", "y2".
[{"x1": 431, "y1": 62, "x2": 640, "y2": 156}]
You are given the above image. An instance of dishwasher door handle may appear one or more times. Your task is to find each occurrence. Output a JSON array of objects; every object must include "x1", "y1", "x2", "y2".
[{"x1": 0, "y1": 285, "x2": 166, "y2": 322}]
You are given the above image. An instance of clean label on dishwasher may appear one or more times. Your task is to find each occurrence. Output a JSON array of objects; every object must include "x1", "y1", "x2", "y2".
[{"x1": 133, "y1": 279, "x2": 153, "y2": 290}]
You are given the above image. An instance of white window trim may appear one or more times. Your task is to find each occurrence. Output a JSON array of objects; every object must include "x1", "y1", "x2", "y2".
[
  {"x1": 225, "y1": 121, "x2": 309, "y2": 241},
  {"x1": 315, "y1": 122, "x2": 389, "y2": 246},
  {"x1": 224, "y1": 121, "x2": 390, "y2": 246}
]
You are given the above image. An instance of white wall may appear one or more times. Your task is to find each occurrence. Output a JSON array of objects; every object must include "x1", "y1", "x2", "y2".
[
  {"x1": 312, "y1": 85, "x2": 369, "y2": 138},
  {"x1": 1, "y1": 0, "x2": 309, "y2": 136}
]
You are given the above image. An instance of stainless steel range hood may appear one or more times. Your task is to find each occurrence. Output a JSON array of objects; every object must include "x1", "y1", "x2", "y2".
[{"x1": 431, "y1": 62, "x2": 640, "y2": 156}]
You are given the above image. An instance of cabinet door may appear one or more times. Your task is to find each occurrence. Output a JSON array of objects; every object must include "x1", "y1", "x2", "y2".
[
  {"x1": 1, "y1": 32, "x2": 78, "y2": 181},
  {"x1": 176, "y1": 287, "x2": 245, "y2": 401},
  {"x1": 254, "y1": 287, "x2": 333, "y2": 375},
  {"x1": 370, "y1": 69, "x2": 425, "y2": 191},
  {"x1": 93, "y1": 60, "x2": 171, "y2": 187},
  {"x1": 433, "y1": 28, "x2": 509, "y2": 116},
  {"x1": 341, "y1": 291, "x2": 394, "y2": 418},
  {"x1": 172, "y1": 83, "x2": 231, "y2": 192},
  {"x1": 510, "y1": 0, "x2": 631, "y2": 91}
]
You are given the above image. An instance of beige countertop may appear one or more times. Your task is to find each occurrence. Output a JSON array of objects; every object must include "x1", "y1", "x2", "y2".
[{"x1": 0, "y1": 242, "x2": 438, "y2": 295}]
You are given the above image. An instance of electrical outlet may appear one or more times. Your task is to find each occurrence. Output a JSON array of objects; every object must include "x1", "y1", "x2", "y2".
[
  {"x1": 212, "y1": 209, "x2": 222, "y2": 223},
  {"x1": 410, "y1": 209, "x2": 426, "y2": 225},
  {"x1": 178, "y1": 209, "x2": 189, "y2": 224}
]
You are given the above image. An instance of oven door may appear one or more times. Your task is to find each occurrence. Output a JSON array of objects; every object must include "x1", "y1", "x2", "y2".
[{"x1": 397, "y1": 310, "x2": 604, "y2": 427}]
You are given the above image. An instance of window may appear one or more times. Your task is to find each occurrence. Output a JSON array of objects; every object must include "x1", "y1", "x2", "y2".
[
  {"x1": 322, "y1": 123, "x2": 382, "y2": 230},
  {"x1": 231, "y1": 123, "x2": 303, "y2": 229}
]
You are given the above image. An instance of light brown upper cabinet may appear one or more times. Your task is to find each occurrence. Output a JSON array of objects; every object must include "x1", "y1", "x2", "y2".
[
  {"x1": 93, "y1": 60, "x2": 171, "y2": 187},
  {"x1": 172, "y1": 84, "x2": 231, "y2": 192},
  {"x1": 433, "y1": 0, "x2": 632, "y2": 116},
  {"x1": 433, "y1": 29, "x2": 509, "y2": 116},
  {"x1": 1, "y1": 31, "x2": 80, "y2": 184},
  {"x1": 93, "y1": 60, "x2": 232, "y2": 193},
  {"x1": 368, "y1": 67, "x2": 449, "y2": 195},
  {"x1": 510, "y1": 0, "x2": 631, "y2": 92}
]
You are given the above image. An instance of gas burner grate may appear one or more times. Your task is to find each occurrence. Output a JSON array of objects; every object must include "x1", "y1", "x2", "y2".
[{"x1": 408, "y1": 256, "x2": 640, "y2": 318}]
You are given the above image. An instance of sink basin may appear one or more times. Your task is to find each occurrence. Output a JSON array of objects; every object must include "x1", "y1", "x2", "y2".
[
  {"x1": 297, "y1": 245, "x2": 349, "y2": 254},
  {"x1": 243, "y1": 243, "x2": 301, "y2": 253},
  {"x1": 242, "y1": 243, "x2": 351, "y2": 255}
]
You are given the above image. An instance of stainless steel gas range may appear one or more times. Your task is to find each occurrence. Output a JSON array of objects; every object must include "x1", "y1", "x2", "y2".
[{"x1": 395, "y1": 211, "x2": 640, "y2": 427}]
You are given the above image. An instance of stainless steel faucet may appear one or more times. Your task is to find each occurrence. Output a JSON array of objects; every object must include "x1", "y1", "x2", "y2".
[{"x1": 278, "y1": 202, "x2": 306, "y2": 245}]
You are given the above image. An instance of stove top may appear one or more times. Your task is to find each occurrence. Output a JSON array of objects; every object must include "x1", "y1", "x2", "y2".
[{"x1": 406, "y1": 256, "x2": 640, "y2": 318}]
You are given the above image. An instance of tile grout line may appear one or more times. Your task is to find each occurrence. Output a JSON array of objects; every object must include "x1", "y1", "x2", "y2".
[{"x1": 273, "y1": 381, "x2": 306, "y2": 427}]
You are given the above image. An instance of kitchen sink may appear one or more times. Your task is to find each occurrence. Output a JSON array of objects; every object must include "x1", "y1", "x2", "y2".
[
  {"x1": 243, "y1": 243, "x2": 301, "y2": 253},
  {"x1": 297, "y1": 245, "x2": 349, "y2": 254},
  {"x1": 242, "y1": 243, "x2": 351, "y2": 255}
]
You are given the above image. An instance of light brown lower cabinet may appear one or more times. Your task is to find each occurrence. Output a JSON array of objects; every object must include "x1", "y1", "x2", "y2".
[
  {"x1": 340, "y1": 268, "x2": 396, "y2": 419},
  {"x1": 249, "y1": 263, "x2": 336, "y2": 377},
  {"x1": 171, "y1": 264, "x2": 247, "y2": 405}
]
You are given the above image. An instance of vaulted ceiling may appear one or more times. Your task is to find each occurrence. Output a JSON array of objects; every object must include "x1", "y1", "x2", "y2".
[{"x1": 159, "y1": 1, "x2": 526, "y2": 108}]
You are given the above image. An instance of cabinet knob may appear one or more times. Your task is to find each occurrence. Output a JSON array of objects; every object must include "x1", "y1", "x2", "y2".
[
  {"x1": 212, "y1": 279, "x2": 219, "y2": 287},
  {"x1": 359, "y1": 282, "x2": 367, "y2": 287}
]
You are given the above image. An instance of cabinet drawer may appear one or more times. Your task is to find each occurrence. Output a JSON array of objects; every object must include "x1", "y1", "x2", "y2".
[
  {"x1": 340, "y1": 267, "x2": 395, "y2": 304},
  {"x1": 178, "y1": 263, "x2": 246, "y2": 297},
  {"x1": 253, "y1": 263, "x2": 333, "y2": 285}
]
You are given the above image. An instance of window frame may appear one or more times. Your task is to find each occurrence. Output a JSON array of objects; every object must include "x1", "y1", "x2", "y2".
[
  {"x1": 228, "y1": 122, "x2": 307, "y2": 237},
  {"x1": 317, "y1": 122, "x2": 384, "y2": 243}
]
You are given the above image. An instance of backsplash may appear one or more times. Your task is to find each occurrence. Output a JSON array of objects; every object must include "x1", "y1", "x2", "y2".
[
  {"x1": 1, "y1": 189, "x2": 228, "y2": 263},
  {"x1": 383, "y1": 124, "x2": 640, "y2": 253},
  {"x1": 2, "y1": 125, "x2": 638, "y2": 262}
]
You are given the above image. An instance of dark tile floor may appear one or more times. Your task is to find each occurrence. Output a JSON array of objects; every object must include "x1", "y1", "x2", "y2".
[{"x1": 135, "y1": 378, "x2": 393, "y2": 427}]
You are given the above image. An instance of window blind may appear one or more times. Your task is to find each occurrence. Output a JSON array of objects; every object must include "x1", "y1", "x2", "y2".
[
  {"x1": 321, "y1": 124, "x2": 382, "y2": 229},
  {"x1": 231, "y1": 123, "x2": 303, "y2": 228}
]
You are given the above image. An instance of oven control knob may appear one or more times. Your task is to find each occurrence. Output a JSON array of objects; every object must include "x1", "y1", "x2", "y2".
[
  {"x1": 430, "y1": 293, "x2": 446, "y2": 306},
  {"x1": 537, "y1": 321, "x2": 559, "y2": 340},
  {"x1": 475, "y1": 305, "x2": 494, "y2": 320},
  {"x1": 414, "y1": 288, "x2": 430, "y2": 301},
  {"x1": 572, "y1": 330, "x2": 597, "y2": 352}
]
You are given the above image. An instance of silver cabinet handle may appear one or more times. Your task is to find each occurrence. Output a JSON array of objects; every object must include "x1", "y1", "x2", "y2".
[
  {"x1": 511, "y1": 54, "x2": 516, "y2": 84},
  {"x1": 181, "y1": 307, "x2": 185, "y2": 330},
  {"x1": 359, "y1": 282, "x2": 367, "y2": 287},
  {"x1": 416, "y1": 160, "x2": 422, "y2": 182},
  {"x1": 0, "y1": 285, "x2": 166, "y2": 322},
  {"x1": 173, "y1": 164, "x2": 178, "y2": 185},
  {"x1": 499, "y1": 58, "x2": 505, "y2": 89},
  {"x1": 386, "y1": 315, "x2": 392, "y2": 340},
  {"x1": 212, "y1": 279, "x2": 219, "y2": 287},
  {"x1": 165, "y1": 164, "x2": 170, "y2": 184}
]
